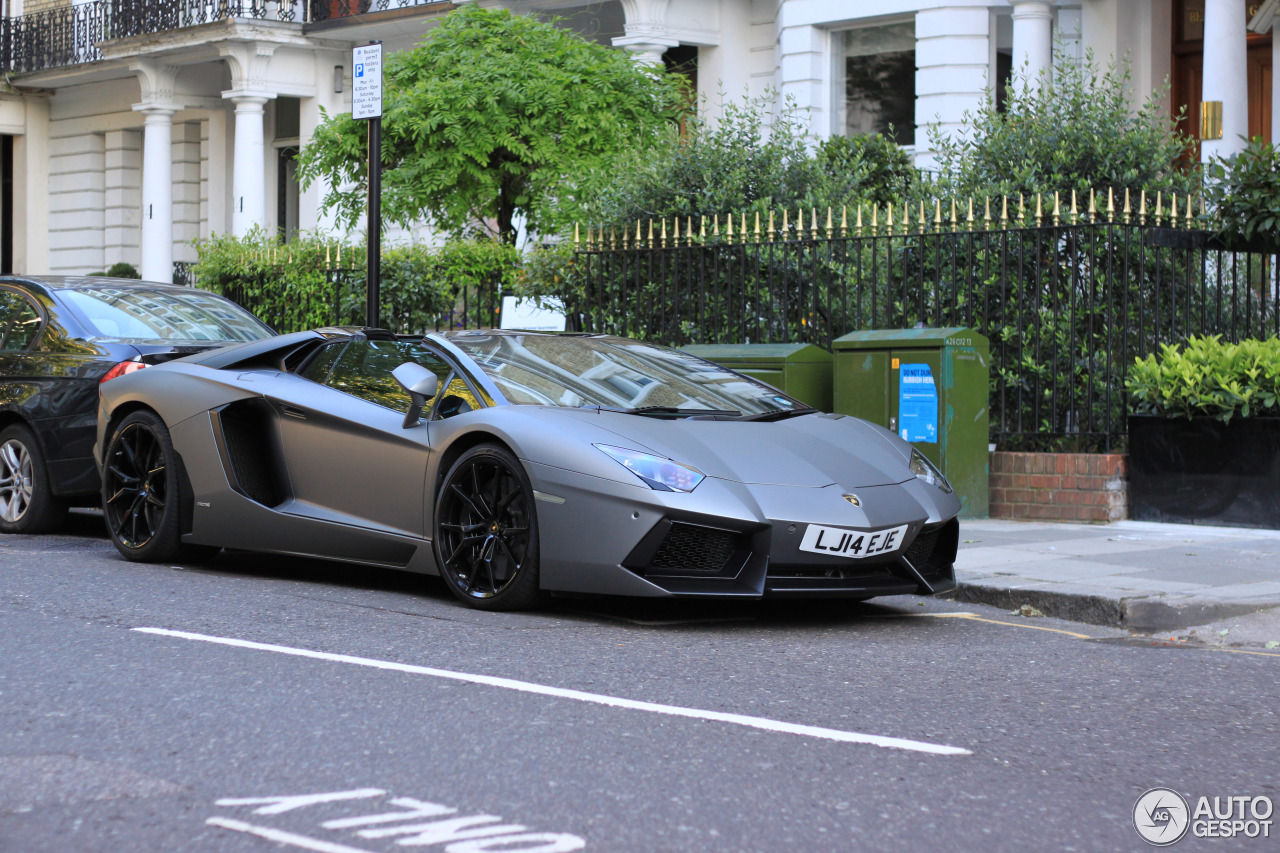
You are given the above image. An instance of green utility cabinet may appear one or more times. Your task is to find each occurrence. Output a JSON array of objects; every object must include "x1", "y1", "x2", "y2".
[
  {"x1": 681, "y1": 344, "x2": 833, "y2": 412},
  {"x1": 832, "y1": 328, "x2": 990, "y2": 518}
]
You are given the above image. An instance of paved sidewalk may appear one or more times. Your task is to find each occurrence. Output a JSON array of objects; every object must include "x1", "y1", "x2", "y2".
[{"x1": 947, "y1": 519, "x2": 1280, "y2": 632}]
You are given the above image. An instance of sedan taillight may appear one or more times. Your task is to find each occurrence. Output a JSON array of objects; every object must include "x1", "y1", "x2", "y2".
[{"x1": 100, "y1": 359, "x2": 148, "y2": 385}]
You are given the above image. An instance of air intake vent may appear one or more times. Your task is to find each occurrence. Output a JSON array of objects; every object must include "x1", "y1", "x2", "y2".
[
  {"x1": 216, "y1": 401, "x2": 286, "y2": 507},
  {"x1": 648, "y1": 523, "x2": 741, "y2": 574},
  {"x1": 906, "y1": 519, "x2": 959, "y2": 575}
]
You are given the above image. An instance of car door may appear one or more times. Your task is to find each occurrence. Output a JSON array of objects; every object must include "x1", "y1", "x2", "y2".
[{"x1": 265, "y1": 338, "x2": 454, "y2": 539}]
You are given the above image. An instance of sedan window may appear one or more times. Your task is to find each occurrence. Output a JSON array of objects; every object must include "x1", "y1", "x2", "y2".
[
  {"x1": 0, "y1": 290, "x2": 42, "y2": 352},
  {"x1": 58, "y1": 287, "x2": 270, "y2": 342},
  {"x1": 325, "y1": 340, "x2": 454, "y2": 414}
]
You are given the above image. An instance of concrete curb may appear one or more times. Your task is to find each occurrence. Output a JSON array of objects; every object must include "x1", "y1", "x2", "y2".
[{"x1": 944, "y1": 582, "x2": 1280, "y2": 633}]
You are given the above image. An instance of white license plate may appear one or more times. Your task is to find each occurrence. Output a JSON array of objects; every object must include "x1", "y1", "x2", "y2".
[{"x1": 798, "y1": 523, "x2": 908, "y2": 560}]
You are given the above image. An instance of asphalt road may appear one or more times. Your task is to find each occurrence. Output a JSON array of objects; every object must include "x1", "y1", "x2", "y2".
[{"x1": 2, "y1": 513, "x2": 1278, "y2": 852}]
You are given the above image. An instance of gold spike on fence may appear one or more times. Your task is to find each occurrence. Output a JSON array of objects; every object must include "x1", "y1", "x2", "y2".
[{"x1": 571, "y1": 187, "x2": 1210, "y2": 251}]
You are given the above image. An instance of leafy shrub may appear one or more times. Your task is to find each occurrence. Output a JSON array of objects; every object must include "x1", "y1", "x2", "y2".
[
  {"x1": 1127, "y1": 336, "x2": 1280, "y2": 422},
  {"x1": 191, "y1": 229, "x2": 515, "y2": 334},
  {"x1": 813, "y1": 133, "x2": 917, "y2": 209},
  {"x1": 1204, "y1": 137, "x2": 1280, "y2": 247},
  {"x1": 930, "y1": 51, "x2": 1197, "y2": 201},
  {"x1": 107, "y1": 262, "x2": 141, "y2": 279},
  {"x1": 582, "y1": 94, "x2": 912, "y2": 232},
  {"x1": 192, "y1": 228, "x2": 340, "y2": 332}
]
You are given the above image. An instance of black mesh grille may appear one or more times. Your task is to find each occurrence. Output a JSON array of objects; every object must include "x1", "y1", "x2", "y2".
[
  {"x1": 906, "y1": 520, "x2": 959, "y2": 575},
  {"x1": 906, "y1": 527, "x2": 941, "y2": 568},
  {"x1": 648, "y1": 523, "x2": 739, "y2": 573}
]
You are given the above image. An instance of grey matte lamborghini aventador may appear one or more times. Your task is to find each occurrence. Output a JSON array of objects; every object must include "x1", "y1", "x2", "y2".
[{"x1": 95, "y1": 327, "x2": 961, "y2": 610}]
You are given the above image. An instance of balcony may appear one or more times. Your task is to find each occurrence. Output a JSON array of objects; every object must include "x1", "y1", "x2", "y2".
[{"x1": 0, "y1": 0, "x2": 450, "y2": 75}]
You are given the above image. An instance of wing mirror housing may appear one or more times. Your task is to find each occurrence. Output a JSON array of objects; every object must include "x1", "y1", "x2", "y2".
[{"x1": 392, "y1": 362, "x2": 439, "y2": 428}]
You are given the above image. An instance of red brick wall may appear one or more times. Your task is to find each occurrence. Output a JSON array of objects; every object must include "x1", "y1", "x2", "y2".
[{"x1": 989, "y1": 452, "x2": 1128, "y2": 523}]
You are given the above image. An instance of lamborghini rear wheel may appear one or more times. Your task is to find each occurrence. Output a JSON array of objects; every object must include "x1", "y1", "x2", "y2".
[
  {"x1": 435, "y1": 444, "x2": 542, "y2": 611},
  {"x1": 102, "y1": 410, "x2": 219, "y2": 564}
]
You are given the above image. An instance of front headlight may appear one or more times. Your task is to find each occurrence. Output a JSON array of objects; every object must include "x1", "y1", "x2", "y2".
[
  {"x1": 909, "y1": 448, "x2": 953, "y2": 493},
  {"x1": 595, "y1": 444, "x2": 705, "y2": 492}
]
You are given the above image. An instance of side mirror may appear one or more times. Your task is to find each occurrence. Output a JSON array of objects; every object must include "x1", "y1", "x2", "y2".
[{"x1": 392, "y1": 362, "x2": 439, "y2": 429}]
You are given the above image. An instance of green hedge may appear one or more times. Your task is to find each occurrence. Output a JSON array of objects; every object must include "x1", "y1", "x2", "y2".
[
  {"x1": 1127, "y1": 336, "x2": 1280, "y2": 422},
  {"x1": 192, "y1": 229, "x2": 521, "y2": 334}
]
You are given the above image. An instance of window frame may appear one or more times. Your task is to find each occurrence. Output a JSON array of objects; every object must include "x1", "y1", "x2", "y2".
[
  {"x1": 0, "y1": 286, "x2": 47, "y2": 353},
  {"x1": 298, "y1": 337, "x2": 486, "y2": 418},
  {"x1": 829, "y1": 17, "x2": 918, "y2": 149}
]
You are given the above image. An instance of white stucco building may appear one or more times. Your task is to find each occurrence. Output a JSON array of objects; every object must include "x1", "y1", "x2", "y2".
[{"x1": 0, "y1": 0, "x2": 1274, "y2": 279}]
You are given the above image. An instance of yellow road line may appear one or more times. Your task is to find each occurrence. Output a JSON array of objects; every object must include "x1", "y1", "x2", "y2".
[{"x1": 923, "y1": 612, "x2": 1095, "y2": 639}]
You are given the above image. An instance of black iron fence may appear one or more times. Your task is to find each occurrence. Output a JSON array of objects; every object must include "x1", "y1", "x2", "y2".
[
  {"x1": 1, "y1": 0, "x2": 450, "y2": 74},
  {"x1": 573, "y1": 211, "x2": 1279, "y2": 450}
]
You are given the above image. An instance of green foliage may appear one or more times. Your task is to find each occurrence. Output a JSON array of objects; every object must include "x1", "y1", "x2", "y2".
[
  {"x1": 1127, "y1": 336, "x2": 1280, "y2": 422},
  {"x1": 930, "y1": 50, "x2": 1197, "y2": 201},
  {"x1": 192, "y1": 228, "x2": 344, "y2": 332},
  {"x1": 813, "y1": 132, "x2": 917, "y2": 209},
  {"x1": 191, "y1": 229, "x2": 511, "y2": 334},
  {"x1": 106, "y1": 262, "x2": 141, "y2": 279},
  {"x1": 1204, "y1": 137, "x2": 1280, "y2": 247},
  {"x1": 296, "y1": 5, "x2": 685, "y2": 244},
  {"x1": 583, "y1": 94, "x2": 914, "y2": 229}
]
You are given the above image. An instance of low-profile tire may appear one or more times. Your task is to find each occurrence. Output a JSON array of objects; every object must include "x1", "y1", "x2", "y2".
[
  {"x1": 101, "y1": 410, "x2": 219, "y2": 564},
  {"x1": 0, "y1": 424, "x2": 69, "y2": 535},
  {"x1": 434, "y1": 443, "x2": 542, "y2": 611}
]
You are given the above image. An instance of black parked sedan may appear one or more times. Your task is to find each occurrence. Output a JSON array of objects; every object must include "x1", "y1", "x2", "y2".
[{"x1": 0, "y1": 276, "x2": 272, "y2": 534}]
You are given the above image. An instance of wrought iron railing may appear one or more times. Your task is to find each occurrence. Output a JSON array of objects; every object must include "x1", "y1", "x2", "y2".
[
  {"x1": 572, "y1": 196, "x2": 1279, "y2": 450},
  {"x1": 1, "y1": 0, "x2": 449, "y2": 74}
]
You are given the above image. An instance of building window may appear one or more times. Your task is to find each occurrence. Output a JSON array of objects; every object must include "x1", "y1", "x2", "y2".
[{"x1": 835, "y1": 22, "x2": 916, "y2": 145}]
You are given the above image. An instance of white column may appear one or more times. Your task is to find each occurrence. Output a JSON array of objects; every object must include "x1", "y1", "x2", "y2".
[
  {"x1": 1273, "y1": 35, "x2": 1279, "y2": 144},
  {"x1": 228, "y1": 94, "x2": 268, "y2": 236},
  {"x1": 613, "y1": 0, "x2": 676, "y2": 66},
  {"x1": 1201, "y1": 0, "x2": 1249, "y2": 161},
  {"x1": 1010, "y1": 0, "x2": 1054, "y2": 91},
  {"x1": 138, "y1": 107, "x2": 175, "y2": 282},
  {"x1": 914, "y1": 6, "x2": 991, "y2": 169}
]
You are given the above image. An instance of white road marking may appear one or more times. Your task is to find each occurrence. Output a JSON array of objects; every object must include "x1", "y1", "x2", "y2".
[
  {"x1": 322, "y1": 797, "x2": 456, "y2": 829},
  {"x1": 134, "y1": 626, "x2": 971, "y2": 755},
  {"x1": 207, "y1": 817, "x2": 378, "y2": 853},
  {"x1": 217, "y1": 789, "x2": 386, "y2": 815}
]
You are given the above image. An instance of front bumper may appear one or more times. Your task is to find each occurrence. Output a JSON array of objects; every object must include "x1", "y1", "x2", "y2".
[{"x1": 526, "y1": 460, "x2": 960, "y2": 600}]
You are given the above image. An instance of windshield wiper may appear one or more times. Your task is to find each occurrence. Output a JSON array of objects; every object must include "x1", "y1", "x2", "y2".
[
  {"x1": 738, "y1": 407, "x2": 819, "y2": 422},
  {"x1": 593, "y1": 405, "x2": 742, "y2": 418}
]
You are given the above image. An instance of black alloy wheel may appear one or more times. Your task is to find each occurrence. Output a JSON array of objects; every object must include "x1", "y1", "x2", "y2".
[
  {"x1": 0, "y1": 424, "x2": 68, "y2": 535},
  {"x1": 102, "y1": 410, "x2": 217, "y2": 563},
  {"x1": 434, "y1": 444, "x2": 541, "y2": 611}
]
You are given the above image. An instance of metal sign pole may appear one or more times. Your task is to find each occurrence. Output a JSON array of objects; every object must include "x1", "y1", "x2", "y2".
[
  {"x1": 366, "y1": 114, "x2": 381, "y2": 328},
  {"x1": 352, "y1": 41, "x2": 383, "y2": 329}
]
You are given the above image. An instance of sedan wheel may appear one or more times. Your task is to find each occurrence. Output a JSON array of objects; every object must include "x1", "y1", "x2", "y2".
[
  {"x1": 435, "y1": 444, "x2": 542, "y2": 611},
  {"x1": 0, "y1": 425, "x2": 68, "y2": 535}
]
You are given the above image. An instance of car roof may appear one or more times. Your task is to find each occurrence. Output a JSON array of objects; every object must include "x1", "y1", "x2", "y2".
[
  {"x1": 440, "y1": 329, "x2": 603, "y2": 339},
  {"x1": 0, "y1": 275, "x2": 196, "y2": 293}
]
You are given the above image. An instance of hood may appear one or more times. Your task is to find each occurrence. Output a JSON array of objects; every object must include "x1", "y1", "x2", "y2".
[{"x1": 550, "y1": 410, "x2": 913, "y2": 488}]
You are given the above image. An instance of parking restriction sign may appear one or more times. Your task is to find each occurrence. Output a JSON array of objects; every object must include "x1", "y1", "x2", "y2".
[{"x1": 352, "y1": 43, "x2": 382, "y2": 120}]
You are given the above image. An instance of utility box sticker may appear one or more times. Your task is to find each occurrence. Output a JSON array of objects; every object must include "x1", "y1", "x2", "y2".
[{"x1": 898, "y1": 363, "x2": 938, "y2": 443}]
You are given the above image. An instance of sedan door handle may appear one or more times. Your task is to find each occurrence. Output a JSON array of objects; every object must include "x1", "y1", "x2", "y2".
[{"x1": 280, "y1": 404, "x2": 307, "y2": 420}]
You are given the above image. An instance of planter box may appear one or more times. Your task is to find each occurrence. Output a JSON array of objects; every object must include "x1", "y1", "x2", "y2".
[{"x1": 1128, "y1": 415, "x2": 1280, "y2": 529}]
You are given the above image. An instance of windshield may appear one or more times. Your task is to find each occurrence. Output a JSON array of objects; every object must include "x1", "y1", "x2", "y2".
[
  {"x1": 60, "y1": 287, "x2": 272, "y2": 342},
  {"x1": 447, "y1": 333, "x2": 808, "y2": 417}
]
